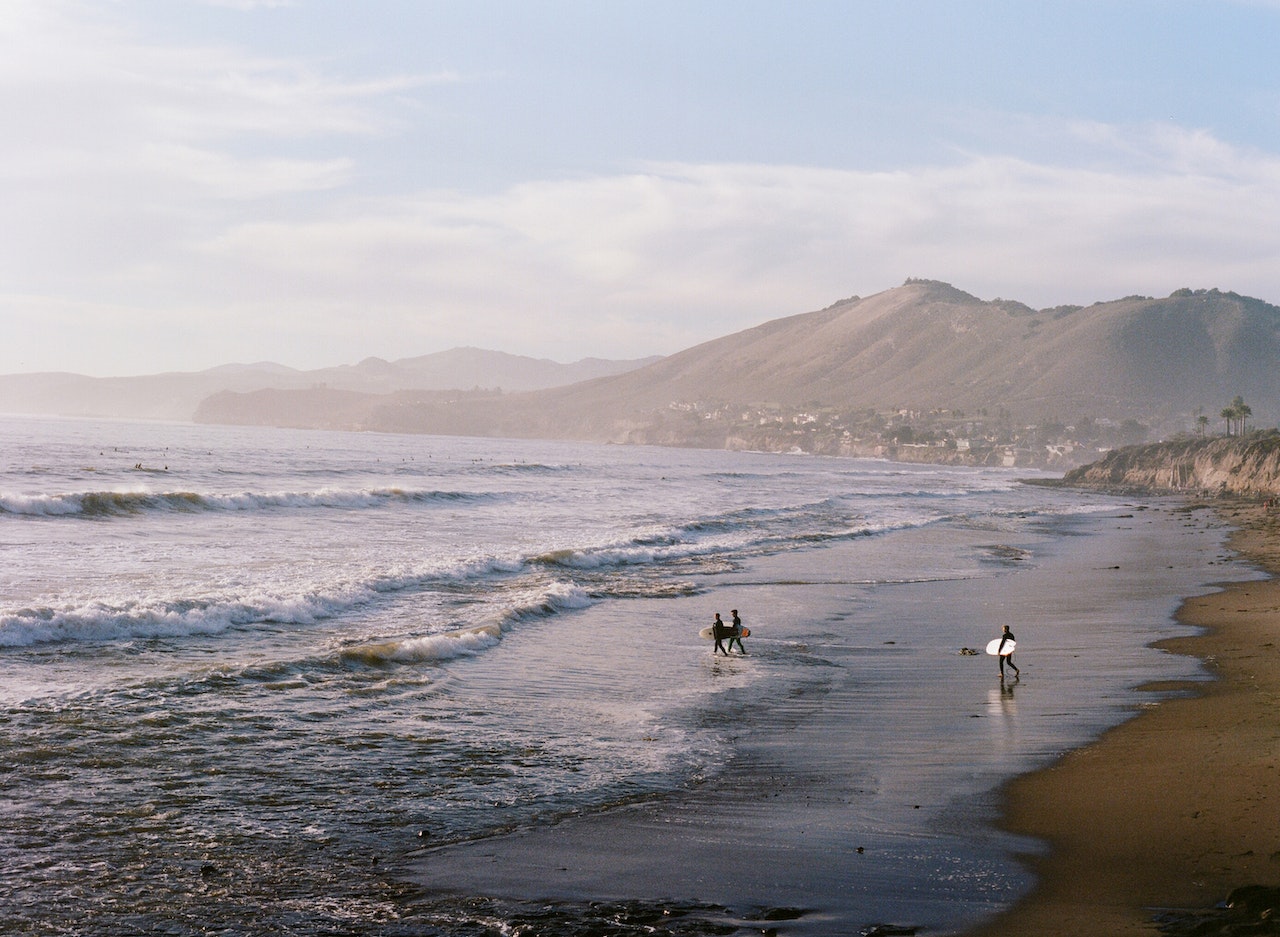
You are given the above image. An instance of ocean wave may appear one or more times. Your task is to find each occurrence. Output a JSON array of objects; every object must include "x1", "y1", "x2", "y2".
[
  {"x1": 674, "y1": 498, "x2": 854, "y2": 536},
  {"x1": 527, "y1": 501, "x2": 906, "y2": 573},
  {"x1": 530, "y1": 541, "x2": 696, "y2": 571},
  {"x1": 0, "y1": 556, "x2": 583, "y2": 648},
  {"x1": 0, "y1": 486, "x2": 492, "y2": 519},
  {"x1": 459, "y1": 461, "x2": 575, "y2": 477},
  {"x1": 0, "y1": 589, "x2": 357, "y2": 648},
  {"x1": 338, "y1": 624, "x2": 504, "y2": 665},
  {"x1": 337, "y1": 582, "x2": 594, "y2": 665}
]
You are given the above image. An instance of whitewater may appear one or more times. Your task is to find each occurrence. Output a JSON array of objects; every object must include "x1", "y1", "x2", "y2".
[{"x1": 0, "y1": 414, "x2": 1235, "y2": 935}]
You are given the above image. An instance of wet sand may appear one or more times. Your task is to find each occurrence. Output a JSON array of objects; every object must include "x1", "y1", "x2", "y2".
[{"x1": 969, "y1": 501, "x2": 1280, "y2": 936}]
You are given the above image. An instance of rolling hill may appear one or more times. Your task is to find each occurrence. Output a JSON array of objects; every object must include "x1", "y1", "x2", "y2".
[
  {"x1": 193, "y1": 279, "x2": 1280, "y2": 451},
  {"x1": 516, "y1": 279, "x2": 1280, "y2": 422}
]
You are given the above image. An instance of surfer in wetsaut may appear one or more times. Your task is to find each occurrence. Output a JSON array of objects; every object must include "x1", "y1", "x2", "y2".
[
  {"x1": 712, "y1": 612, "x2": 729, "y2": 656},
  {"x1": 727, "y1": 609, "x2": 747, "y2": 654},
  {"x1": 997, "y1": 624, "x2": 1019, "y2": 678}
]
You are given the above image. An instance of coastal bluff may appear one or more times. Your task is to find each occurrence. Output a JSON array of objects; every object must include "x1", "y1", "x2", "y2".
[{"x1": 1063, "y1": 432, "x2": 1280, "y2": 496}]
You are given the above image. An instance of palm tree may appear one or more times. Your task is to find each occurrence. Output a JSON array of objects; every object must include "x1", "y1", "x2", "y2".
[
  {"x1": 1221, "y1": 396, "x2": 1253, "y2": 436},
  {"x1": 1222, "y1": 404, "x2": 1238, "y2": 436},
  {"x1": 1196, "y1": 414, "x2": 1210, "y2": 436},
  {"x1": 1233, "y1": 396, "x2": 1252, "y2": 435}
]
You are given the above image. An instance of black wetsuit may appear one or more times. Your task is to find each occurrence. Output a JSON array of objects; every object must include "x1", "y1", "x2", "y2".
[
  {"x1": 998, "y1": 629, "x2": 1019, "y2": 676},
  {"x1": 727, "y1": 612, "x2": 746, "y2": 654},
  {"x1": 712, "y1": 616, "x2": 728, "y2": 656}
]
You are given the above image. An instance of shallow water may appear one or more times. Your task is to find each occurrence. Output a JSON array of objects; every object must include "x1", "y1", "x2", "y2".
[{"x1": 0, "y1": 415, "x2": 1239, "y2": 935}]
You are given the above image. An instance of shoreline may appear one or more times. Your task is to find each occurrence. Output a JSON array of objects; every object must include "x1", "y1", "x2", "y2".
[
  {"x1": 403, "y1": 502, "x2": 1231, "y2": 934},
  {"x1": 966, "y1": 500, "x2": 1280, "y2": 936}
]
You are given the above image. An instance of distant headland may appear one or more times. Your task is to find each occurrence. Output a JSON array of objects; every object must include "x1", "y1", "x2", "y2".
[{"x1": 1063, "y1": 431, "x2": 1280, "y2": 497}]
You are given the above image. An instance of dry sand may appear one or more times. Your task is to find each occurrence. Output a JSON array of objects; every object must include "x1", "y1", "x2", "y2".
[{"x1": 968, "y1": 501, "x2": 1280, "y2": 936}]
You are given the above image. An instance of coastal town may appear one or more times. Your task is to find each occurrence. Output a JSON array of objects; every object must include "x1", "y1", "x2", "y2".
[{"x1": 656, "y1": 399, "x2": 1155, "y2": 468}]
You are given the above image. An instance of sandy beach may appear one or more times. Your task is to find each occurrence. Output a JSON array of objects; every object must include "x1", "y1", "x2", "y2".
[{"x1": 969, "y1": 500, "x2": 1280, "y2": 937}]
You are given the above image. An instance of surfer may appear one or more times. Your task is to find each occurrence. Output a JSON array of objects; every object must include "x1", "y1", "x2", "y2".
[
  {"x1": 711, "y1": 612, "x2": 729, "y2": 656},
  {"x1": 727, "y1": 609, "x2": 747, "y2": 654},
  {"x1": 997, "y1": 625, "x2": 1019, "y2": 678}
]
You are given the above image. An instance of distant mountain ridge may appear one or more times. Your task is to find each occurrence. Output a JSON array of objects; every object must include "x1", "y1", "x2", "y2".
[
  {"x1": 521, "y1": 279, "x2": 1279, "y2": 421},
  {"x1": 0, "y1": 348, "x2": 662, "y2": 422},
  {"x1": 190, "y1": 280, "x2": 1280, "y2": 464}
]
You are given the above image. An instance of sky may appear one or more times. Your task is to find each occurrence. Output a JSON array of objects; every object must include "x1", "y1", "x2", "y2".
[{"x1": 3, "y1": 0, "x2": 1280, "y2": 376}]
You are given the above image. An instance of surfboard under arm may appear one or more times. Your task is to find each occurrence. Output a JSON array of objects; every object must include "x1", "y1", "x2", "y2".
[{"x1": 700, "y1": 626, "x2": 749, "y2": 639}]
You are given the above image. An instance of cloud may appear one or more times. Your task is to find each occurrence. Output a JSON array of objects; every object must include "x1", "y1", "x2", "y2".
[
  {"x1": 0, "y1": 1, "x2": 436, "y2": 190},
  {"x1": 0, "y1": 0, "x2": 447, "y2": 311},
  {"x1": 138, "y1": 145, "x2": 356, "y2": 199},
  {"x1": 9, "y1": 110, "x2": 1280, "y2": 375},
  {"x1": 11, "y1": 117, "x2": 1280, "y2": 372},
  {"x1": 128, "y1": 122, "x2": 1277, "y2": 366},
  {"x1": 4, "y1": 3, "x2": 1280, "y2": 375}
]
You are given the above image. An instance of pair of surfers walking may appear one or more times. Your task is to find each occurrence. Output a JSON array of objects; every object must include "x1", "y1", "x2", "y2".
[{"x1": 711, "y1": 609, "x2": 747, "y2": 656}]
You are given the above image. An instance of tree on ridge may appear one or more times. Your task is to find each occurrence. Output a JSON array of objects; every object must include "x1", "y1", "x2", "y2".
[{"x1": 1221, "y1": 396, "x2": 1253, "y2": 436}]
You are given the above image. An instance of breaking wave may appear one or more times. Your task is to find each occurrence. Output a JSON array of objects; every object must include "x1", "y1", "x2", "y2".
[
  {"x1": 0, "y1": 486, "x2": 492, "y2": 518},
  {"x1": 339, "y1": 583, "x2": 593, "y2": 665},
  {"x1": 0, "y1": 549, "x2": 590, "y2": 649}
]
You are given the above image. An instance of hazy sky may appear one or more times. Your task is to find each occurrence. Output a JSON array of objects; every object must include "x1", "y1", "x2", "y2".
[{"x1": 4, "y1": 0, "x2": 1280, "y2": 376}]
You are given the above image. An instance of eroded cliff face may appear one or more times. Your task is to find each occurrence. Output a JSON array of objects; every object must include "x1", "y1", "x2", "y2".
[{"x1": 1064, "y1": 433, "x2": 1280, "y2": 496}]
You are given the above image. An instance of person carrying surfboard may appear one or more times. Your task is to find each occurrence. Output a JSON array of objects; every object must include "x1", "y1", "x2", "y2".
[
  {"x1": 727, "y1": 609, "x2": 747, "y2": 654},
  {"x1": 997, "y1": 625, "x2": 1019, "y2": 678},
  {"x1": 711, "y1": 612, "x2": 730, "y2": 656}
]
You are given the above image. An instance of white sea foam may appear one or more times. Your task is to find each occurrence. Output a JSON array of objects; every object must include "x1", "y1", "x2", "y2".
[{"x1": 0, "y1": 601, "x2": 245, "y2": 647}]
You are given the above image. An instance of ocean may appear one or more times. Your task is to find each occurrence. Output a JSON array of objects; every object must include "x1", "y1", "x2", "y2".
[{"x1": 0, "y1": 415, "x2": 1237, "y2": 935}]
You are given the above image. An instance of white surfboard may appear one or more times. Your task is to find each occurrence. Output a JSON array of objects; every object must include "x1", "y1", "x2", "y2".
[{"x1": 986, "y1": 638, "x2": 1016, "y2": 656}]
